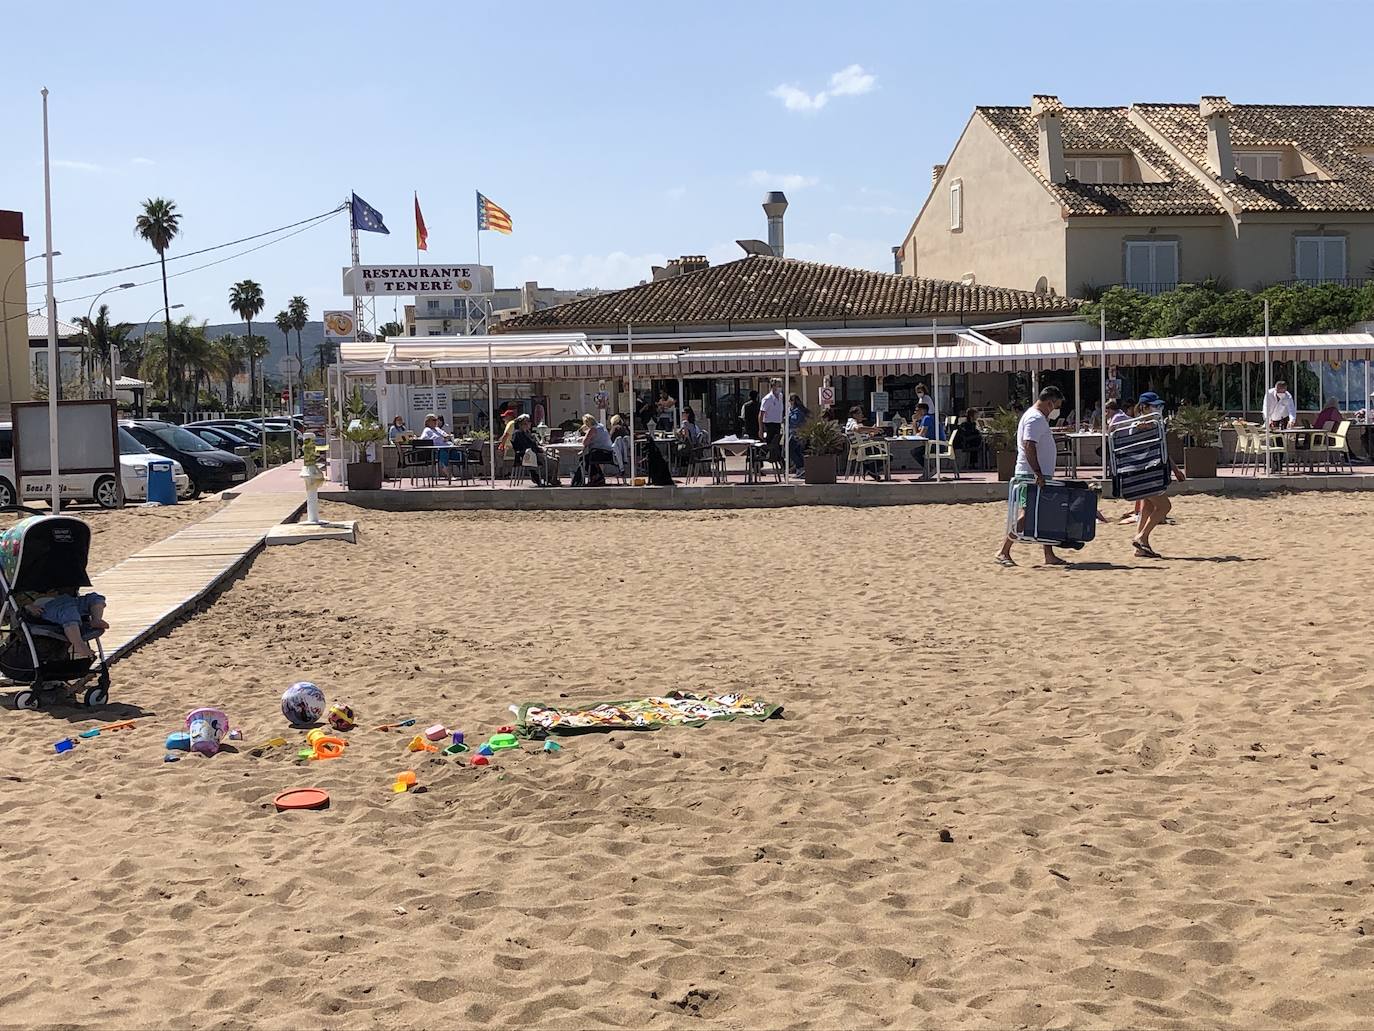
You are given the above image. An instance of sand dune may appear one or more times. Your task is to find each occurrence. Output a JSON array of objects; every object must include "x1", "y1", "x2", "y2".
[{"x1": 1, "y1": 493, "x2": 1372, "y2": 1029}]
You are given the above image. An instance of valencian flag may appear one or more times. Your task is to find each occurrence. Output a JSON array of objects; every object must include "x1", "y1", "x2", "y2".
[
  {"x1": 477, "y1": 191, "x2": 512, "y2": 234},
  {"x1": 350, "y1": 192, "x2": 389, "y2": 234},
  {"x1": 414, "y1": 192, "x2": 428, "y2": 251}
]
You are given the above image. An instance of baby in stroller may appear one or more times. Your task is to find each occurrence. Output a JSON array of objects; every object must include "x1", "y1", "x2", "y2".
[{"x1": 18, "y1": 586, "x2": 108, "y2": 660}]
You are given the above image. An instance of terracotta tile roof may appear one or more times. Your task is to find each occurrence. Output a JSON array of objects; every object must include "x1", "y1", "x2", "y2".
[
  {"x1": 1134, "y1": 103, "x2": 1374, "y2": 212},
  {"x1": 978, "y1": 106, "x2": 1223, "y2": 216},
  {"x1": 494, "y1": 256, "x2": 1078, "y2": 332}
]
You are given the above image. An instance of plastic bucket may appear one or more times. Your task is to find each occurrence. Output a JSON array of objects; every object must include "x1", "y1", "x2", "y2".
[
  {"x1": 147, "y1": 460, "x2": 176, "y2": 505},
  {"x1": 186, "y1": 708, "x2": 229, "y2": 755}
]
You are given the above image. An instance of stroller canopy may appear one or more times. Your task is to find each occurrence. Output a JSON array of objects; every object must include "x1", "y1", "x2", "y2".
[{"x1": 0, "y1": 516, "x2": 93, "y2": 593}]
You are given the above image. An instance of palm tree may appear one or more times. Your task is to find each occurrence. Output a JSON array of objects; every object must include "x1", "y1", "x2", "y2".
[
  {"x1": 134, "y1": 198, "x2": 182, "y2": 405},
  {"x1": 273, "y1": 310, "x2": 292, "y2": 382},
  {"x1": 178, "y1": 319, "x2": 214, "y2": 408},
  {"x1": 243, "y1": 333, "x2": 270, "y2": 407},
  {"x1": 376, "y1": 320, "x2": 405, "y2": 339},
  {"x1": 288, "y1": 295, "x2": 309, "y2": 366},
  {"x1": 228, "y1": 279, "x2": 265, "y2": 406},
  {"x1": 75, "y1": 304, "x2": 133, "y2": 398},
  {"x1": 211, "y1": 334, "x2": 243, "y2": 407}
]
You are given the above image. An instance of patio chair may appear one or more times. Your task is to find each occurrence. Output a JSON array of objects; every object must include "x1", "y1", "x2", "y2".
[
  {"x1": 922, "y1": 429, "x2": 960, "y2": 480},
  {"x1": 846, "y1": 435, "x2": 890, "y2": 481},
  {"x1": 1252, "y1": 427, "x2": 1286, "y2": 475},
  {"x1": 748, "y1": 443, "x2": 783, "y2": 482},
  {"x1": 1311, "y1": 420, "x2": 1352, "y2": 473},
  {"x1": 1054, "y1": 433, "x2": 1078, "y2": 478},
  {"x1": 398, "y1": 441, "x2": 440, "y2": 487}
]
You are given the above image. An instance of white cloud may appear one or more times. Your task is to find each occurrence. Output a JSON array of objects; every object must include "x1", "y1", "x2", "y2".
[
  {"x1": 664, "y1": 186, "x2": 688, "y2": 202},
  {"x1": 130, "y1": 157, "x2": 156, "y2": 166},
  {"x1": 769, "y1": 84, "x2": 828, "y2": 113},
  {"x1": 517, "y1": 251, "x2": 667, "y2": 290},
  {"x1": 748, "y1": 170, "x2": 819, "y2": 191},
  {"x1": 52, "y1": 159, "x2": 104, "y2": 172},
  {"x1": 768, "y1": 64, "x2": 877, "y2": 113},
  {"x1": 828, "y1": 64, "x2": 876, "y2": 97}
]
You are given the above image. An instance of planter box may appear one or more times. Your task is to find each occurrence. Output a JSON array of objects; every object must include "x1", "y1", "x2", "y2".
[
  {"x1": 1166, "y1": 430, "x2": 1184, "y2": 467},
  {"x1": 996, "y1": 450, "x2": 1016, "y2": 482},
  {"x1": 803, "y1": 454, "x2": 839, "y2": 485},
  {"x1": 1184, "y1": 446, "x2": 1218, "y2": 478},
  {"x1": 346, "y1": 461, "x2": 383, "y2": 490}
]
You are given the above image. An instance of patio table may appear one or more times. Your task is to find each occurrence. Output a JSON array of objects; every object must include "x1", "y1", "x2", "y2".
[{"x1": 711, "y1": 437, "x2": 763, "y2": 483}]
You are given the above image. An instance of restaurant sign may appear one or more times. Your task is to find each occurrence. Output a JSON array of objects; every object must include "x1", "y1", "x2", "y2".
[{"x1": 342, "y1": 264, "x2": 494, "y2": 297}]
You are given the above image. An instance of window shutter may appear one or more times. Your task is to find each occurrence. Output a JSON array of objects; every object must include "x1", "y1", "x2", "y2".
[
  {"x1": 1154, "y1": 242, "x2": 1178, "y2": 286},
  {"x1": 1125, "y1": 242, "x2": 1150, "y2": 285},
  {"x1": 949, "y1": 181, "x2": 963, "y2": 231},
  {"x1": 1322, "y1": 237, "x2": 1346, "y2": 281},
  {"x1": 1295, "y1": 238, "x2": 1321, "y2": 281}
]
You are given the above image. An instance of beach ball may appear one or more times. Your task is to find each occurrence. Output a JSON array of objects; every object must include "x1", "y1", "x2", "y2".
[
  {"x1": 326, "y1": 703, "x2": 356, "y2": 732},
  {"x1": 281, "y1": 681, "x2": 326, "y2": 726}
]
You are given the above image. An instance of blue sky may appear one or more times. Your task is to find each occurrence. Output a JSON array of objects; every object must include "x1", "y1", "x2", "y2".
[{"x1": 4, "y1": 0, "x2": 1374, "y2": 329}]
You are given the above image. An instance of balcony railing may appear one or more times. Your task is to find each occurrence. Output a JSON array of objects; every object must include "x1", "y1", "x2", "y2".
[
  {"x1": 1279, "y1": 277, "x2": 1370, "y2": 288},
  {"x1": 1122, "y1": 281, "x2": 1179, "y2": 295}
]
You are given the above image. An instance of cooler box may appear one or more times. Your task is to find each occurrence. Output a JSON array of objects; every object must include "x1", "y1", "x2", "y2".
[
  {"x1": 1023, "y1": 481, "x2": 1097, "y2": 546},
  {"x1": 146, "y1": 460, "x2": 177, "y2": 505}
]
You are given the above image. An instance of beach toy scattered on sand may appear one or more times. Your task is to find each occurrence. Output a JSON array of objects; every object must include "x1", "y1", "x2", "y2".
[
  {"x1": 186, "y1": 708, "x2": 230, "y2": 756},
  {"x1": 53, "y1": 738, "x2": 75, "y2": 754},
  {"x1": 249, "y1": 737, "x2": 287, "y2": 757},
  {"x1": 281, "y1": 682, "x2": 326, "y2": 726},
  {"x1": 442, "y1": 742, "x2": 469, "y2": 756},
  {"x1": 274, "y1": 788, "x2": 330, "y2": 812},
  {"x1": 164, "y1": 752, "x2": 181, "y2": 763},
  {"x1": 423, "y1": 724, "x2": 447, "y2": 742},
  {"x1": 488, "y1": 733, "x2": 520, "y2": 751},
  {"x1": 79, "y1": 728, "x2": 101, "y2": 739},
  {"x1": 311, "y1": 737, "x2": 346, "y2": 760},
  {"x1": 375, "y1": 718, "x2": 416, "y2": 732},
  {"x1": 542, "y1": 740, "x2": 562, "y2": 754},
  {"x1": 166, "y1": 732, "x2": 191, "y2": 751},
  {"x1": 476, "y1": 743, "x2": 494, "y2": 757},
  {"x1": 392, "y1": 770, "x2": 417, "y2": 793},
  {"x1": 326, "y1": 704, "x2": 356, "y2": 732},
  {"x1": 472, "y1": 755, "x2": 490, "y2": 766},
  {"x1": 228, "y1": 729, "x2": 243, "y2": 741},
  {"x1": 407, "y1": 735, "x2": 439, "y2": 754},
  {"x1": 305, "y1": 728, "x2": 329, "y2": 746},
  {"x1": 451, "y1": 730, "x2": 464, "y2": 745},
  {"x1": 497, "y1": 725, "x2": 514, "y2": 734},
  {"x1": 99, "y1": 719, "x2": 136, "y2": 732}
]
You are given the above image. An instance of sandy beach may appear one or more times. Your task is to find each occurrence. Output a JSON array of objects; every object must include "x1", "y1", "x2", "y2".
[{"x1": 1, "y1": 492, "x2": 1372, "y2": 1029}]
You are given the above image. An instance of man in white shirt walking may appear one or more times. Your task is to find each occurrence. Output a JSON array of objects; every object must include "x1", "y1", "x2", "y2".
[
  {"x1": 758, "y1": 378, "x2": 785, "y2": 462},
  {"x1": 996, "y1": 386, "x2": 1067, "y2": 568},
  {"x1": 1263, "y1": 379, "x2": 1297, "y2": 429}
]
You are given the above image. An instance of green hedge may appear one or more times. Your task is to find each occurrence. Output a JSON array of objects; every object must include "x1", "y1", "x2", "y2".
[{"x1": 1080, "y1": 281, "x2": 1374, "y2": 339}]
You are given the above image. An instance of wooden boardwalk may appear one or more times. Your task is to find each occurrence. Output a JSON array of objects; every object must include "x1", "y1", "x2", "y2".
[{"x1": 91, "y1": 493, "x2": 303, "y2": 662}]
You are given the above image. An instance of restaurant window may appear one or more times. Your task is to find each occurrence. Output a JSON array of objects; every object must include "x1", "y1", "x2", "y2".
[
  {"x1": 1065, "y1": 157, "x2": 1124, "y2": 183},
  {"x1": 1295, "y1": 236, "x2": 1346, "y2": 283},
  {"x1": 1236, "y1": 151, "x2": 1283, "y2": 180},
  {"x1": 1124, "y1": 240, "x2": 1178, "y2": 290},
  {"x1": 949, "y1": 179, "x2": 962, "y2": 231},
  {"x1": 426, "y1": 299, "x2": 440, "y2": 312}
]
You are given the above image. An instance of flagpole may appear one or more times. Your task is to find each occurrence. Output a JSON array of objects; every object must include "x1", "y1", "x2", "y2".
[
  {"x1": 41, "y1": 88, "x2": 61, "y2": 514},
  {"x1": 627, "y1": 322, "x2": 636, "y2": 485},
  {"x1": 349, "y1": 192, "x2": 362, "y2": 343}
]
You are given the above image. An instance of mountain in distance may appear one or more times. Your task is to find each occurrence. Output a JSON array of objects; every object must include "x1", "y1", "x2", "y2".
[{"x1": 131, "y1": 320, "x2": 326, "y2": 375}]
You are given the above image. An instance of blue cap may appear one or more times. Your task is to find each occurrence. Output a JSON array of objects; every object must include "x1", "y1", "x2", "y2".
[{"x1": 1138, "y1": 391, "x2": 1164, "y2": 407}]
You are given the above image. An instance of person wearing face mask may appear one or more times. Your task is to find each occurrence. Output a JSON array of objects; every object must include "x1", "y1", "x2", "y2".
[
  {"x1": 996, "y1": 385, "x2": 1067, "y2": 568},
  {"x1": 1263, "y1": 379, "x2": 1297, "y2": 429}
]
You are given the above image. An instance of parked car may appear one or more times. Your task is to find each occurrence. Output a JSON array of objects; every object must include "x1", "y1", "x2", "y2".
[
  {"x1": 185, "y1": 424, "x2": 263, "y2": 457},
  {"x1": 121, "y1": 419, "x2": 250, "y2": 498},
  {"x1": 186, "y1": 419, "x2": 263, "y2": 439},
  {"x1": 0, "y1": 423, "x2": 189, "y2": 508}
]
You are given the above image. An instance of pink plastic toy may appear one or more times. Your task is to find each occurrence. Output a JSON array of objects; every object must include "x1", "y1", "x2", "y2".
[
  {"x1": 186, "y1": 708, "x2": 230, "y2": 756},
  {"x1": 423, "y1": 724, "x2": 447, "y2": 742}
]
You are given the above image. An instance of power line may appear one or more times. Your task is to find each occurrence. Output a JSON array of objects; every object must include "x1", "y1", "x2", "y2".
[{"x1": 27, "y1": 202, "x2": 347, "y2": 289}]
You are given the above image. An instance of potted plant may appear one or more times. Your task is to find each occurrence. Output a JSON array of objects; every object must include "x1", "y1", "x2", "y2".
[
  {"x1": 343, "y1": 419, "x2": 386, "y2": 489},
  {"x1": 794, "y1": 417, "x2": 846, "y2": 484},
  {"x1": 987, "y1": 407, "x2": 1021, "y2": 481},
  {"x1": 1170, "y1": 403, "x2": 1221, "y2": 477}
]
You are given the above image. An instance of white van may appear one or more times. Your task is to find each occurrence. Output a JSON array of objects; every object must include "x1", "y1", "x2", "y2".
[{"x1": 0, "y1": 423, "x2": 190, "y2": 508}]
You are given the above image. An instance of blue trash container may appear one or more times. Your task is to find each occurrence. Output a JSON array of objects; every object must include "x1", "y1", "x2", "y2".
[{"x1": 146, "y1": 460, "x2": 176, "y2": 506}]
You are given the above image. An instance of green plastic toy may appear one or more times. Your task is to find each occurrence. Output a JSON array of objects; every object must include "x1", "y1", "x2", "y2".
[{"x1": 487, "y1": 733, "x2": 520, "y2": 751}]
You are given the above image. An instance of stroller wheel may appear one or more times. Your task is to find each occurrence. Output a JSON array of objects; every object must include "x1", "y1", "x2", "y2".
[
  {"x1": 14, "y1": 690, "x2": 39, "y2": 711},
  {"x1": 83, "y1": 685, "x2": 110, "y2": 709}
]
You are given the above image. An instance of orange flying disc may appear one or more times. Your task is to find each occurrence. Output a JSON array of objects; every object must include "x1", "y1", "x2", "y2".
[{"x1": 274, "y1": 788, "x2": 330, "y2": 812}]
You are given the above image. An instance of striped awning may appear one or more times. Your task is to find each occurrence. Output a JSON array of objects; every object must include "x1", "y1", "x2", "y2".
[
  {"x1": 676, "y1": 349, "x2": 794, "y2": 375},
  {"x1": 800, "y1": 339, "x2": 1080, "y2": 375},
  {"x1": 1084, "y1": 333, "x2": 1374, "y2": 365},
  {"x1": 385, "y1": 353, "x2": 679, "y2": 385}
]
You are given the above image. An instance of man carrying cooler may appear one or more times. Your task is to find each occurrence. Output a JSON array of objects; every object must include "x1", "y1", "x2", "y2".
[{"x1": 996, "y1": 385, "x2": 1066, "y2": 568}]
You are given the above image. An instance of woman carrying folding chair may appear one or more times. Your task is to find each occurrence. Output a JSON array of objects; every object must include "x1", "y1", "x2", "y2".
[{"x1": 1130, "y1": 392, "x2": 1186, "y2": 558}]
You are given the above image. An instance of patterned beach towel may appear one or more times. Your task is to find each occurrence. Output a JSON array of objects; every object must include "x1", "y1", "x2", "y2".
[{"x1": 516, "y1": 690, "x2": 782, "y2": 737}]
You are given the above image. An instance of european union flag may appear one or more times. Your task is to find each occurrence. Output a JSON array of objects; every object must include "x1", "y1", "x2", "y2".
[{"x1": 351, "y1": 192, "x2": 389, "y2": 234}]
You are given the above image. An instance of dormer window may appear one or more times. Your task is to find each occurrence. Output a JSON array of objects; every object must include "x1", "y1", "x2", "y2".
[
  {"x1": 1235, "y1": 151, "x2": 1283, "y2": 180},
  {"x1": 1064, "y1": 156, "x2": 1124, "y2": 183}
]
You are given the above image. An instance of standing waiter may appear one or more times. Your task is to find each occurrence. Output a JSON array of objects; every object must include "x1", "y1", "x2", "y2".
[{"x1": 758, "y1": 378, "x2": 785, "y2": 461}]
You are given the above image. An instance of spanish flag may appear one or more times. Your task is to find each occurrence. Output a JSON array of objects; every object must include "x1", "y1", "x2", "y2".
[
  {"x1": 414, "y1": 192, "x2": 428, "y2": 251},
  {"x1": 477, "y1": 191, "x2": 512, "y2": 235}
]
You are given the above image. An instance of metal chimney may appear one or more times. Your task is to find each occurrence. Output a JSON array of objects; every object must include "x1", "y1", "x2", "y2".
[{"x1": 762, "y1": 191, "x2": 788, "y2": 257}]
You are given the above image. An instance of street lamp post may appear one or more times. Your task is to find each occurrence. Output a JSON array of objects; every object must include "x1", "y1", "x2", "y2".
[
  {"x1": 84, "y1": 282, "x2": 135, "y2": 399},
  {"x1": 1, "y1": 250, "x2": 60, "y2": 409}
]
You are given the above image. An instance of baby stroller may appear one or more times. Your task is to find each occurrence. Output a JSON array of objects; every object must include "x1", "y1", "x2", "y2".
[{"x1": 0, "y1": 511, "x2": 111, "y2": 710}]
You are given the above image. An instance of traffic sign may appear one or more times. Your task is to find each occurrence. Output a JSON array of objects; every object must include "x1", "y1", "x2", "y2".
[
  {"x1": 280, "y1": 355, "x2": 302, "y2": 375},
  {"x1": 819, "y1": 385, "x2": 836, "y2": 409}
]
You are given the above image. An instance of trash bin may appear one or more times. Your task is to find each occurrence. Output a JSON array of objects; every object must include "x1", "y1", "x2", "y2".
[{"x1": 147, "y1": 460, "x2": 176, "y2": 506}]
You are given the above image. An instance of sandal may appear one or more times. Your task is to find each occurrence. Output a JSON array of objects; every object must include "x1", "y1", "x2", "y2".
[
  {"x1": 993, "y1": 555, "x2": 1016, "y2": 567},
  {"x1": 1132, "y1": 539, "x2": 1160, "y2": 559}
]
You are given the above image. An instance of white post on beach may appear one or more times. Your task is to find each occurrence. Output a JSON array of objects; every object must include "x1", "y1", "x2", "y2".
[
  {"x1": 486, "y1": 333, "x2": 495, "y2": 489},
  {"x1": 1243, "y1": 362, "x2": 1250, "y2": 421},
  {"x1": 1264, "y1": 299, "x2": 1272, "y2": 476},
  {"x1": 1099, "y1": 309, "x2": 1108, "y2": 487},
  {"x1": 931, "y1": 318, "x2": 941, "y2": 480},
  {"x1": 626, "y1": 323, "x2": 636, "y2": 485},
  {"x1": 782, "y1": 331, "x2": 790, "y2": 484},
  {"x1": 41, "y1": 88, "x2": 61, "y2": 514}
]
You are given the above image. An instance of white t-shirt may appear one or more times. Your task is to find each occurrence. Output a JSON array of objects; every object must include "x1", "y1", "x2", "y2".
[
  {"x1": 1015, "y1": 406, "x2": 1056, "y2": 478},
  {"x1": 759, "y1": 390, "x2": 785, "y2": 424}
]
